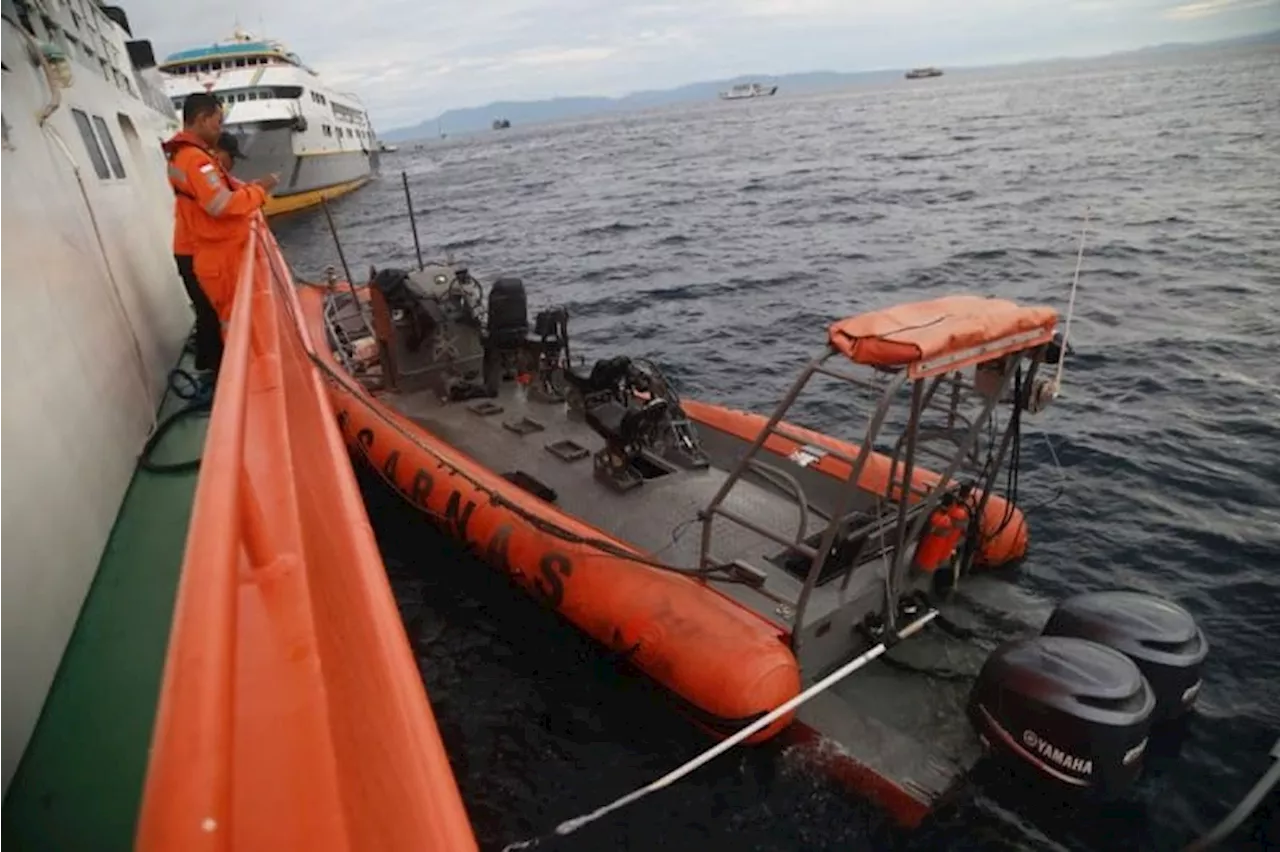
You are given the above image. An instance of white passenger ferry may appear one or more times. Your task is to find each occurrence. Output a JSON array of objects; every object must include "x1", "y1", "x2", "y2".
[{"x1": 159, "y1": 29, "x2": 379, "y2": 215}]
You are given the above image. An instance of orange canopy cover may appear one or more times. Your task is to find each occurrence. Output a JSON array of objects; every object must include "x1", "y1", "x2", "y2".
[{"x1": 828, "y1": 295, "x2": 1058, "y2": 374}]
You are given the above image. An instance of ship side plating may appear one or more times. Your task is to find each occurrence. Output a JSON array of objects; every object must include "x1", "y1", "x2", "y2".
[{"x1": 1, "y1": 0, "x2": 191, "y2": 787}]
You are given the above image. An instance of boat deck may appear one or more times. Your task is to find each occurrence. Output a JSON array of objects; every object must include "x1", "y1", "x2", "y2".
[
  {"x1": 385, "y1": 377, "x2": 1017, "y2": 821},
  {"x1": 2, "y1": 376, "x2": 208, "y2": 851}
]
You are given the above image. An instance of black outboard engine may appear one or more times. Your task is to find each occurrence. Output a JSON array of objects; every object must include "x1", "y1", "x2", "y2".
[
  {"x1": 968, "y1": 636, "x2": 1155, "y2": 795},
  {"x1": 1041, "y1": 591, "x2": 1208, "y2": 722},
  {"x1": 487, "y1": 277, "x2": 528, "y2": 349}
]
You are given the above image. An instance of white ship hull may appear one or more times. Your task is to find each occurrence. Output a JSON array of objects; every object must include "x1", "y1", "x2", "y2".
[
  {"x1": 160, "y1": 31, "x2": 381, "y2": 214},
  {"x1": 719, "y1": 84, "x2": 779, "y2": 100},
  {"x1": 2, "y1": 5, "x2": 190, "y2": 786}
]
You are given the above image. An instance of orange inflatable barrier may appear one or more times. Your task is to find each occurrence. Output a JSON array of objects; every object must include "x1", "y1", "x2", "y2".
[
  {"x1": 299, "y1": 288, "x2": 803, "y2": 743},
  {"x1": 135, "y1": 223, "x2": 477, "y2": 852},
  {"x1": 680, "y1": 400, "x2": 1028, "y2": 567}
]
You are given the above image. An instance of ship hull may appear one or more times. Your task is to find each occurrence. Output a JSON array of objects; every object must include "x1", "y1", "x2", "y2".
[
  {"x1": 719, "y1": 86, "x2": 779, "y2": 100},
  {"x1": 229, "y1": 122, "x2": 378, "y2": 215}
]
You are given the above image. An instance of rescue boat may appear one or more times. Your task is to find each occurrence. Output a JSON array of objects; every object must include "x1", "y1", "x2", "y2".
[{"x1": 300, "y1": 255, "x2": 1210, "y2": 826}]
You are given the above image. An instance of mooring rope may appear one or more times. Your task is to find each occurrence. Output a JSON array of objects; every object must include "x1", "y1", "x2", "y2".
[{"x1": 501, "y1": 608, "x2": 940, "y2": 851}]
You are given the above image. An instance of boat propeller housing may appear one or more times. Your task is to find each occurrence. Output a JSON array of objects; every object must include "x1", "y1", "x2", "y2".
[
  {"x1": 1040, "y1": 590, "x2": 1208, "y2": 722},
  {"x1": 968, "y1": 636, "x2": 1155, "y2": 794},
  {"x1": 969, "y1": 590, "x2": 1208, "y2": 794}
]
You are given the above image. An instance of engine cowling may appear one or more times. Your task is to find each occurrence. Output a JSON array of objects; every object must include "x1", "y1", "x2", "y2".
[
  {"x1": 1041, "y1": 590, "x2": 1207, "y2": 722},
  {"x1": 968, "y1": 635, "x2": 1155, "y2": 795}
]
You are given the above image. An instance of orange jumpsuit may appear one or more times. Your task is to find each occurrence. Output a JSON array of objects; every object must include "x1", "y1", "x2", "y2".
[{"x1": 162, "y1": 131, "x2": 267, "y2": 323}]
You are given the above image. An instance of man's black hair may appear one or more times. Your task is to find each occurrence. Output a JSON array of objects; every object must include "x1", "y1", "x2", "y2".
[{"x1": 182, "y1": 92, "x2": 221, "y2": 125}]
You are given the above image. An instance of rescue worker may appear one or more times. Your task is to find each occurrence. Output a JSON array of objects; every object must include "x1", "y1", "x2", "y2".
[
  {"x1": 163, "y1": 92, "x2": 278, "y2": 334},
  {"x1": 169, "y1": 131, "x2": 247, "y2": 381}
]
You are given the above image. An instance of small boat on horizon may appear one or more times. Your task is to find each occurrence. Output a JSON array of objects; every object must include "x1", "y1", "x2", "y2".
[
  {"x1": 719, "y1": 82, "x2": 778, "y2": 100},
  {"x1": 905, "y1": 66, "x2": 944, "y2": 79}
]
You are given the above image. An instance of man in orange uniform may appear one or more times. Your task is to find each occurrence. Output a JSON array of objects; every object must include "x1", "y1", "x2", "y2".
[
  {"x1": 170, "y1": 132, "x2": 248, "y2": 380},
  {"x1": 163, "y1": 92, "x2": 278, "y2": 331}
]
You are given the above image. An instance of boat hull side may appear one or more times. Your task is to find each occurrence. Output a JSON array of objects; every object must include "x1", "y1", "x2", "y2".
[
  {"x1": 227, "y1": 122, "x2": 375, "y2": 215},
  {"x1": 681, "y1": 399, "x2": 1028, "y2": 566}
]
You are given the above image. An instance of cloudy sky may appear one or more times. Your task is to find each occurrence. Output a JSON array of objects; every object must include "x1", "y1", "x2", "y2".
[{"x1": 126, "y1": 0, "x2": 1277, "y2": 128}]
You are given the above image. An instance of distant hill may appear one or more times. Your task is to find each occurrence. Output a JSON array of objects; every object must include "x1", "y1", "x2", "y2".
[
  {"x1": 381, "y1": 29, "x2": 1280, "y2": 141},
  {"x1": 381, "y1": 70, "x2": 899, "y2": 141},
  {"x1": 1113, "y1": 27, "x2": 1280, "y2": 55}
]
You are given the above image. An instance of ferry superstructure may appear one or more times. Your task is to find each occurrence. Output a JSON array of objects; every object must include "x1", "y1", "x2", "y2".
[{"x1": 159, "y1": 29, "x2": 379, "y2": 216}]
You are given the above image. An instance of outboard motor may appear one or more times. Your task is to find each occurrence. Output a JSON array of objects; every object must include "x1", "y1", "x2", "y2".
[
  {"x1": 1041, "y1": 591, "x2": 1208, "y2": 722},
  {"x1": 487, "y1": 277, "x2": 528, "y2": 349},
  {"x1": 968, "y1": 636, "x2": 1155, "y2": 795}
]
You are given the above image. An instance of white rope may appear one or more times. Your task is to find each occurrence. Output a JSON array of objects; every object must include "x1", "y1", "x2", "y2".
[
  {"x1": 501, "y1": 608, "x2": 940, "y2": 851},
  {"x1": 1052, "y1": 207, "x2": 1089, "y2": 396}
]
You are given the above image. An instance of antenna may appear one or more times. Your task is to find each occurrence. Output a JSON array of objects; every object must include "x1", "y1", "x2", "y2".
[
  {"x1": 1053, "y1": 206, "x2": 1088, "y2": 396},
  {"x1": 320, "y1": 196, "x2": 354, "y2": 287},
  {"x1": 401, "y1": 171, "x2": 424, "y2": 270}
]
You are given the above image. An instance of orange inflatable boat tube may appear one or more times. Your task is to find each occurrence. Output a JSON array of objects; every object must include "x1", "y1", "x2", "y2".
[
  {"x1": 136, "y1": 226, "x2": 477, "y2": 852},
  {"x1": 302, "y1": 288, "x2": 803, "y2": 742},
  {"x1": 680, "y1": 399, "x2": 1028, "y2": 566}
]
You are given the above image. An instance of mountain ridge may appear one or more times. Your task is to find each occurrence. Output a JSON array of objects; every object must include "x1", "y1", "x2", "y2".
[{"x1": 382, "y1": 28, "x2": 1279, "y2": 141}]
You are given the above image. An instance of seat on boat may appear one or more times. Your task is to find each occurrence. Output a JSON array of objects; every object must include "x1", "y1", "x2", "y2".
[
  {"x1": 564, "y1": 355, "x2": 633, "y2": 396},
  {"x1": 585, "y1": 398, "x2": 670, "y2": 450}
]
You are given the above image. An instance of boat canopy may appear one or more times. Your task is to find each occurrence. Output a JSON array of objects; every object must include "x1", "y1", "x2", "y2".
[{"x1": 828, "y1": 295, "x2": 1057, "y2": 378}]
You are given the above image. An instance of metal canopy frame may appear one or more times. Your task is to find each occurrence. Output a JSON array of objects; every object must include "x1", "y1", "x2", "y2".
[{"x1": 698, "y1": 339, "x2": 1047, "y2": 655}]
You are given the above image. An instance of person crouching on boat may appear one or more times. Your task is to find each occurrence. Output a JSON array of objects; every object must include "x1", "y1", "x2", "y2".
[{"x1": 162, "y1": 92, "x2": 279, "y2": 338}]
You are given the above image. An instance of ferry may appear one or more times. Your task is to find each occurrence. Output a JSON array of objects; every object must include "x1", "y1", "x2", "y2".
[
  {"x1": 905, "y1": 66, "x2": 944, "y2": 79},
  {"x1": 719, "y1": 82, "x2": 778, "y2": 100},
  {"x1": 2, "y1": 0, "x2": 190, "y2": 801},
  {"x1": 158, "y1": 29, "x2": 380, "y2": 216}
]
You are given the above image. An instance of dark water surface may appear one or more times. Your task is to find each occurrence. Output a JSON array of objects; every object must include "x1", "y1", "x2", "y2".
[{"x1": 275, "y1": 45, "x2": 1280, "y2": 851}]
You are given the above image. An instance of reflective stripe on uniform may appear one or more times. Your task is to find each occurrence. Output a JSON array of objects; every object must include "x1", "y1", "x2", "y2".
[
  {"x1": 168, "y1": 164, "x2": 188, "y2": 184},
  {"x1": 204, "y1": 188, "x2": 233, "y2": 216}
]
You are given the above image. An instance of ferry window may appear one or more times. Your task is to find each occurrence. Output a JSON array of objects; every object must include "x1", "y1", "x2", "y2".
[
  {"x1": 92, "y1": 114, "x2": 126, "y2": 178},
  {"x1": 235, "y1": 58, "x2": 245, "y2": 67},
  {"x1": 70, "y1": 109, "x2": 110, "y2": 179}
]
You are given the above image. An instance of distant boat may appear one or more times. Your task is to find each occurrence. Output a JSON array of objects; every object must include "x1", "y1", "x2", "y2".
[
  {"x1": 719, "y1": 82, "x2": 778, "y2": 100},
  {"x1": 905, "y1": 67, "x2": 944, "y2": 79},
  {"x1": 492, "y1": 118, "x2": 511, "y2": 130},
  {"x1": 377, "y1": 140, "x2": 399, "y2": 153}
]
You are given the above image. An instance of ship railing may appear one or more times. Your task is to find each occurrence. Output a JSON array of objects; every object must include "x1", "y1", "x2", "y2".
[{"x1": 135, "y1": 221, "x2": 476, "y2": 851}]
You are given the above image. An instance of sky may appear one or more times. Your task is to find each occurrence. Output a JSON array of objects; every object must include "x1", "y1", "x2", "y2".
[{"x1": 124, "y1": 0, "x2": 1279, "y2": 129}]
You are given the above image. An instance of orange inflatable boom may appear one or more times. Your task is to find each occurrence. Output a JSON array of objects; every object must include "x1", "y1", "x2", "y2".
[{"x1": 135, "y1": 224, "x2": 477, "y2": 851}]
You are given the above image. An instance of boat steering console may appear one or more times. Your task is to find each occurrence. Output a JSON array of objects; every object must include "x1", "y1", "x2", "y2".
[{"x1": 565, "y1": 356, "x2": 709, "y2": 493}]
